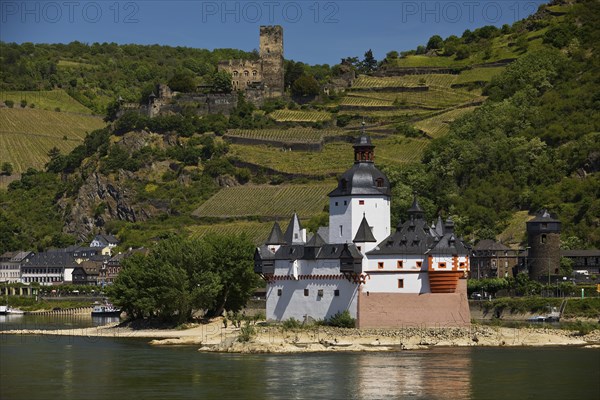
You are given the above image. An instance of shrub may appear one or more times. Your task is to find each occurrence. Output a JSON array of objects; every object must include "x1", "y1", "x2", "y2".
[
  {"x1": 282, "y1": 317, "x2": 301, "y2": 330},
  {"x1": 55, "y1": 107, "x2": 61, "y2": 112},
  {"x1": 327, "y1": 310, "x2": 355, "y2": 328},
  {"x1": 238, "y1": 321, "x2": 256, "y2": 342},
  {"x1": 5, "y1": 100, "x2": 14, "y2": 108},
  {"x1": 20, "y1": 99, "x2": 27, "y2": 108}
]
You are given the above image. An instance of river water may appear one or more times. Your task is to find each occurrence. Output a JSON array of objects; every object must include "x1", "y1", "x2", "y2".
[{"x1": 1, "y1": 315, "x2": 598, "y2": 400}]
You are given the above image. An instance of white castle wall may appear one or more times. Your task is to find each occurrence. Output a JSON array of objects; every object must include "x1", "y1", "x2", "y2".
[
  {"x1": 266, "y1": 259, "x2": 359, "y2": 321},
  {"x1": 329, "y1": 196, "x2": 390, "y2": 245}
]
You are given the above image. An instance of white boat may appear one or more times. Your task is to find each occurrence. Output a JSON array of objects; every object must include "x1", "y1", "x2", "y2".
[
  {"x1": 91, "y1": 304, "x2": 121, "y2": 317},
  {"x1": 0, "y1": 305, "x2": 25, "y2": 315}
]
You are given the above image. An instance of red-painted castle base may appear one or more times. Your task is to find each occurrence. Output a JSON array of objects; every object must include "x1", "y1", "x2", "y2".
[{"x1": 357, "y1": 279, "x2": 471, "y2": 328}]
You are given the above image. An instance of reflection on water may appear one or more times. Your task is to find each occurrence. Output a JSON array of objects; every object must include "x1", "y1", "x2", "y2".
[
  {"x1": 353, "y1": 350, "x2": 471, "y2": 400},
  {"x1": 1, "y1": 317, "x2": 598, "y2": 400},
  {"x1": 0, "y1": 314, "x2": 120, "y2": 331}
]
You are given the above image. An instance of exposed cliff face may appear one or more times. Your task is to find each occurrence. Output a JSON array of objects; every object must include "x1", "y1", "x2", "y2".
[{"x1": 60, "y1": 170, "x2": 162, "y2": 241}]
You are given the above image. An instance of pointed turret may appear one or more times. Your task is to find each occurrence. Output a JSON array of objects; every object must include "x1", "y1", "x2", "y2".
[
  {"x1": 353, "y1": 214, "x2": 377, "y2": 243},
  {"x1": 284, "y1": 213, "x2": 305, "y2": 244},
  {"x1": 435, "y1": 215, "x2": 444, "y2": 237},
  {"x1": 266, "y1": 222, "x2": 286, "y2": 245},
  {"x1": 407, "y1": 193, "x2": 425, "y2": 220}
]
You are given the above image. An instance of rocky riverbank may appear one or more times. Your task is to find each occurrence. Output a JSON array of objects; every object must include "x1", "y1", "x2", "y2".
[{"x1": 3, "y1": 318, "x2": 600, "y2": 353}]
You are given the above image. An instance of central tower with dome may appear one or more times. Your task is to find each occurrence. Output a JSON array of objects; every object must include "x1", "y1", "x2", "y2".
[{"x1": 328, "y1": 129, "x2": 391, "y2": 253}]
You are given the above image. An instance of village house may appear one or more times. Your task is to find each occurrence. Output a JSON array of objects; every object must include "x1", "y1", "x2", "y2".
[
  {"x1": 471, "y1": 240, "x2": 521, "y2": 279},
  {"x1": 90, "y1": 234, "x2": 119, "y2": 250},
  {"x1": 254, "y1": 130, "x2": 471, "y2": 328},
  {"x1": 0, "y1": 251, "x2": 33, "y2": 283}
]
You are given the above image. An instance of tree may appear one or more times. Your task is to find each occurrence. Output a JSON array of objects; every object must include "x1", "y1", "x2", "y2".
[
  {"x1": 108, "y1": 234, "x2": 259, "y2": 322},
  {"x1": 168, "y1": 72, "x2": 196, "y2": 92},
  {"x1": 1, "y1": 162, "x2": 13, "y2": 176},
  {"x1": 427, "y1": 35, "x2": 444, "y2": 50},
  {"x1": 360, "y1": 49, "x2": 377, "y2": 73},
  {"x1": 210, "y1": 70, "x2": 233, "y2": 93},
  {"x1": 291, "y1": 75, "x2": 320, "y2": 97}
]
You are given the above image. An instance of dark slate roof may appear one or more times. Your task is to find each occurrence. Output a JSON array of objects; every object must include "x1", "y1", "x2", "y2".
[
  {"x1": 269, "y1": 242, "x2": 362, "y2": 261},
  {"x1": 353, "y1": 215, "x2": 377, "y2": 243},
  {"x1": 407, "y1": 195, "x2": 424, "y2": 215},
  {"x1": 25, "y1": 251, "x2": 77, "y2": 268},
  {"x1": 317, "y1": 227, "x2": 329, "y2": 243},
  {"x1": 368, "y1": 217, "x2": 434, "y2": 255},
  {"x1": 528, "y1": 209, "x2": 560, "y2": 223},
  {"x1": 474, "y1": 239, "x2": 511, "y2": 251},
  {"x1": 265, "y1": 222, "x2": 286, "y2": 245},
  {"x1": 306, "y1": 232, "x2": 327, "y2": 247},
  {"x1": 354, "y1": 134, "x2": 373, "y2": 147},
  {"x1": 328, "y1": 162, "x2": 391, "y2": 197},
  {"x1": 427, "y1": 233, "x2": 470, "y2": 256}
]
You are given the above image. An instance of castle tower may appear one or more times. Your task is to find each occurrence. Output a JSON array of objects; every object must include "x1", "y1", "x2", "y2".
[
  {"x1": 259, "y1": 25, "x2": 284, "y2": 97},
  {"x1": 526, "y1": 210, "x2": 561, "y2": 281},
  {"x1": 328, "y1": 127, "x2": 391, "y2": 246}
]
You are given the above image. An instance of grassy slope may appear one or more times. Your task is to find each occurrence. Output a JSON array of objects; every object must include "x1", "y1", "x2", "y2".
[
  {"x1": 0, "y1": 108, "x2": 105, "y2": 173},
  {"x1": 0, "y1": 90, "x2": 94, "y2": 114}
]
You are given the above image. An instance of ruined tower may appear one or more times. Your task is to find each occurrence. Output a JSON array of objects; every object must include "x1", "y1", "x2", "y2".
[
  {"x1": 259, "y1": 25, "x2": 284, "y2": 98},
  {"x1": 526, "y1": 210, "x2": 561, "y2": 281}
]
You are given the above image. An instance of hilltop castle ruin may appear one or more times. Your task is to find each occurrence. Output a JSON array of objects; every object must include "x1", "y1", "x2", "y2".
[{"x1": 218, "y1": 25, "x2": 285, "y2": 98}]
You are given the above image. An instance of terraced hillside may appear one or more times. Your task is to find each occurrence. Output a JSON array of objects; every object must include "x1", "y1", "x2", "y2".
[
  {"x1": 269, "y1": 109, "x2": 333, "y2": 123},
  {"x1": 193, "y1": 183, "x2": 335, "y2": 219},
  {"x1": 0, "y1": 90, "x2": 95, "y2": 114},
  {"x1": 187, "y1": 220, "x2": 289, "y2": 245},
  {"x1": 0, "y1": 108, "x2": 105, "y2": 173}
]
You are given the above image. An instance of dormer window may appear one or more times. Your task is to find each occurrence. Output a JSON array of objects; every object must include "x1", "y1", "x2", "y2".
[
  {"x1": 341, "y1": 179, "x2": 348, "y2": 191},
  {"x1": 376, "y1": 178, "x2": 384, "y2": 188}
]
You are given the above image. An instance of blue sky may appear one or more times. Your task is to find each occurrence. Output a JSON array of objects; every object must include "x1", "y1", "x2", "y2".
[{"x1": 1, "y1": 1, "x2": 548, "y2": 64}]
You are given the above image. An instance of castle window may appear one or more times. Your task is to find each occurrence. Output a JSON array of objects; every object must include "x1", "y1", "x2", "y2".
[
  {"x1": 277, "y1": 289, "x2": 282, "y2": 296},
  {"x1": 334, "y1": 289, "x2": 340, "y2": 296},
  {"x1": 459, "y1": 262, "x2": 466, "y2": 268},
  {"x1": 357, "y1": 246, "x2": 361, "y2": 252},
  {"x1": 376, "y1": 178, "x2": 384, "y2": 188},
  {"x1": 304, "y1": 289, "x2": 309, "y2": 296},
  {"x1": 252, "y1": 70, "x2": 257, "y2": 76},
  {"x1": 378, "y1": 262, "x2": 384, "y2": 269},
  {"x1": 397, "y1": 261, "x2": 403, "y2": 269},
  {"x1": 335, "y1": 202, "x2": 338, "y2": 206},
  {"x1": 439, "y1": 262, "x2": 446, "y2": 269},
  {"x1": 398, "y1": 279, "x2": 404, "y2": 289},
  {"x1": 541, "y1": 234, "x2": 547, "y2": 244},
  {"x1": 416, "y1": 261, "x2": 422, "y2": 269},
  {"x1": 359, "y1": 200, "x2": 365, "y2": 205},
  {"x1": 344, "y1": 201, "x2": 347, "y2": 206},
  {"x1": 339, "y1": 225, "x2": 343, "y2": 236},
  {"x1": 317, "y1": 289, "x2": 323, "y2": 297}
]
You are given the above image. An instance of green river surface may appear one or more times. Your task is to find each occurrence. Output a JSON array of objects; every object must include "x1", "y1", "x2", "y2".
[{"x1": 1, "y1": 315, "x2": 598, "y2": 400}]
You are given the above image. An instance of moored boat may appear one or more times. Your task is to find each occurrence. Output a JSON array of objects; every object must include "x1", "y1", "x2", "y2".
[
  {"x1": 91, "y1": 304, "x2": 121, "y2": 317},
  {"x1": 0, "y1": 305, "x2": 25, "y2": 315}
]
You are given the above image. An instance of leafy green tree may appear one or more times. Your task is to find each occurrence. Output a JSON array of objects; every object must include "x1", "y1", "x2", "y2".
[
  {"x1": 210, "y1": 70, "x2": 233, "y2": 93},
  {"x1": 427, "y1": 35, "x2": 444, "y2": 50},
  {"x1": 1, "y1": 162, "x2": 14, "y2": 176},
  {"x1": 360, "y1": 49, "x2": 377, "y2": 73},
  {"x1": 291, "y1": 75, "x2": 320, "y2": 97},
  {"x1": 108, "y1": 234, "x2": 258, "y2": 322},
  {"x1": 168, "y1": 72, "x2": 197, "y2": 92}
]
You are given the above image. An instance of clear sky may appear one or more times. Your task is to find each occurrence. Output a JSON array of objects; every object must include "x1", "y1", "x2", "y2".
[{"x1": 1, "y1": 0, "x2": 548, "y2": 64}]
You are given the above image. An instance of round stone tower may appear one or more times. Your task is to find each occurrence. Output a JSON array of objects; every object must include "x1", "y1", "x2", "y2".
[{"x1": 526, "y1": 210, "x2": 561, "y2": 281}]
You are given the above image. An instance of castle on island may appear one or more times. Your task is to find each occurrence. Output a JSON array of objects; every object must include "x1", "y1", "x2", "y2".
[{"x1": 254, "y1": 130, "x2": 471, "y2": 328}]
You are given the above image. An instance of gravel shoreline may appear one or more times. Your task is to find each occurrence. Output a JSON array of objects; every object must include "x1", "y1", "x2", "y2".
[{"x1": 3, "y1": 319, "x2": 599, "y2": 353}]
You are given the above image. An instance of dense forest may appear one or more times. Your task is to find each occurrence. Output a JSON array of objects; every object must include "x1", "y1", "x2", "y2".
[{"x1": 1, "y1": 0, "x2": 599, "y2": 254}]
